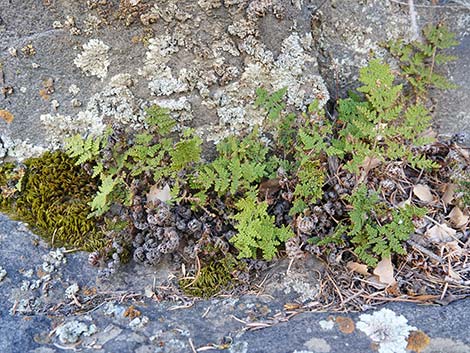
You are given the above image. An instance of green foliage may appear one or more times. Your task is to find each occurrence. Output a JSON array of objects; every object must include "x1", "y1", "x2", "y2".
[
  {"x1": 254, "y1": 86, "x2": 288, "y2": 120},
  {"x1": 458, "y1": 180, "x2": 470, "y2": 207},
  {"x1": 2, "y1": 151, "x2": 105, "y2": 251},
  {"x1": 65, "y1": 130, "x2": 110, "y2": 165},
  {"x1": 230, "y1": 189, "x2": 294, "y2": 260},
  {"x1": 289, "y1": 160, "x2": 325, "y2": 216},
  {"x1": 88, "y1": 174, "x2": 120, "y2": 218},
  {"x1": 331, "y1": 59, "x2": 438, "y2": 173},
  {"x1": 0, "y1": 162, "x2": 18, "y2": 211},
  {"x1": 255, "y1": 86, "x2": 298, "y2": 151},
  {"x1": 387, "y1": 23, "x2": 458, "y2": 98},
  {"x1": 192, "y1": 128, "x2": 270, "y2": 199},
  {"x1": 170, "y1": 129, "x2": 202, "y2": 172},
  {"x1": 334, "y1": 185, "x2": 426, "y2": 266},
  {"x1": 145, "y1": 104, "x2": 176, "y2": 135},
  {"x1": 179, "y1": 251, "x2": 239, "y2": 298},
  {"x1": 66, "y1": 105, "x2": 202, "y2": 217}
]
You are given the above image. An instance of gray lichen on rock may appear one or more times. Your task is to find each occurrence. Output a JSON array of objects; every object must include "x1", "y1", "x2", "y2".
[
  {"x1": 74, "y1": 39, "x2": 110, "y2": 80},
  {"x1": 55, "y1": 320, "x2": 97, "y2": 344},
  {"x1": 357, "y1": 308, "x2": 416, "y2": 353}
]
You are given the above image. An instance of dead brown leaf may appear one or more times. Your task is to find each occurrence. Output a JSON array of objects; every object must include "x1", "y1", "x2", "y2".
[
  {"x1": 147, "y1": 183, "x2": 171, "y2": 204},
  {"x1": 441, "y1": 183, "x2": 458, "y2": 206},
  {"x1": 448, "y1": 207, "x2": 469, "y2": 228},
  {"x1": 0, "y1": 109, "x2": 14, "y2": 124},
  {"x1": 413, "y1": 184, "x2": 434, "y2": 203},
  {"x1": 346, "y1": 261, "x2": 370, "y2": 276},
  {"x1": 259, "y1": 178, "x2": 281, "y2": 202},
  {"x1": 425, "y1": 223, "x2": 456, "y2": 243},
  {"x1": 373, "y1": 257, "x2": 396, "y2": 286},
  {"x1": 358, "y1": 156, "x2": 381, "y2": 183}
]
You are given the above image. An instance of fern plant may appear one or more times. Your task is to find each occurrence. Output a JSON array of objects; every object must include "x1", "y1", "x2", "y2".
[
  {"x1": 387, "y1": 23, "x2": 458, "y2": 98},
  {"x1": 192, "y1": 127, "x2": 272, "y2": 202},
  {"x1": 286, "y1": 102, "x2": 331, "y2": 215},
  {"x1": 330, "y1": 59, "x2": 438, "y2": 174},
  {"x1": 66, "y1": 105, "x2": 202, "y2": 217},
  {"x1": 333, "y1": 185, "x2": 425, "y2": 266},
  {"x1": 254, "y1": 86, "x2": 288, "y2": 121},
  {"x1": 230, "y1": 188, "x2": 294, "y2": 260},
  {"x1": 65, "y1": 129, "x2": 111, "y2": 165}
]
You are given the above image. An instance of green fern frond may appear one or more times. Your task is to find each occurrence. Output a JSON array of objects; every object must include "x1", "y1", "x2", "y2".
[
  {"x1": 145, "y1": 105, "x2": 175, "y2": 135},
  {"x1": 230, "y1": 189, "x2": 294, "y2": 260},
  {"x1": 255, "y1": 87, "x2": 288, "y2": 120},
  {"x1": 170, "y1": 129, "x2": 202, "y2": 171}
]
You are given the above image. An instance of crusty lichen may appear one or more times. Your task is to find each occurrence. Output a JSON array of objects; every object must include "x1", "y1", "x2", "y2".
[
  {"x1": 357, "y1": 308, "x2": 417, "y2": 353},
  {"x1": 74, "y1": 39, "x2": 110, "y2": 80}
]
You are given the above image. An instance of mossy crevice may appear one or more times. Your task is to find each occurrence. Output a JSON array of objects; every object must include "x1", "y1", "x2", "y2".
[
  {"x1": 0, "y1": 151, "x2": 106, "y2": 251},
  {"x1": 179, "y1": 251, "x2": 240, "y2": 298}
]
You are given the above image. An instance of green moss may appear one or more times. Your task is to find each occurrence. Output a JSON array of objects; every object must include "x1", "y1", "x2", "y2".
[
  {"x1": 179, "y1": 252, "x2": 239, "y2": 298},
  {"x1": 458, "y1": 180, "x2": 470, "y2": 207},
  {"x1": 2, "y1": 151, "x2": 106, "y2": 251}
]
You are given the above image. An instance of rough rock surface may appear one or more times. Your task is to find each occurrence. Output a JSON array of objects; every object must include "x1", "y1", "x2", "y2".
[
  {"x1": 1, "y1": 213, "x2": 470, "y2": 352},
  {"x1": 1, "y1": 0, "x2": 469, "y2": 160},
  {"x1": 1, "y1": 1, "x2": 470, "y2": 352}
]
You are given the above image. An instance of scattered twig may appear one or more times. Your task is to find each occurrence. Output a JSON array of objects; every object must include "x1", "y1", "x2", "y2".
[
  {"x1": 390, "y1": 0, "x2": 470, "y2": 8},
  {"x1": 407, "y1": 239, "x2": 445, "y2": 264},
  {"x1": 188, "y1": 338, "x2": 197, "y2": 353}
]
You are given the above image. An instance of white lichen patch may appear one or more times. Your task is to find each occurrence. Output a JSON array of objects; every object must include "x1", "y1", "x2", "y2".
[
  {"x1": 41, "y1": 248, "x2": 67, "y2": 274},
  {"x1": 200, "y1": 32, "x2": 329, "y2": 142},
  {"x1": 132, "y1": 2, "x2": 330, "y2": 144},
  {"x1": 65, "y1": 283, "x2": 79, "y2": 299},
  {"x1": 55, "y1": 321, "x2": 97, "y2": 344},
  {"x1": 281, "y1": 271, "x2": 319, "y2": 303},
  {"x1": 318, "y1": 319, "x2": 335, "y2": 331},
  {"x1": 0, "y1": 266, "x2": 7, "y2": 282},
  {"x1": 40, "y1": 111, "x2": 106, "y2": 148},
  {"x1": 270, "y1": 33, "x2": 329, "y2": 109},
  {"x1": 228, "y1": 341, "x2": 248, "y2": 353},
  {"x1": 74, "y1": 39, "x2": 110, "y2": 80},
  {"x1": 10, "y1": 298, "x2": 39, "y2": 315},
  {"x1": 153, "y1": 96, "x2": 193, "y2": 127},
  {"x1": 0, "y1": 134, "x2": 46, "y2": 161},
  {"x1": 129, "y1": 316, "x2": 149, "y2": 330},
  {"x1": 303, "y1": 337, "x2": 332, "y2": 353},
  {"x1": 356, "y1": 308, "x2": 417, "y2": 353},
  {"x1": 68, "y1": 84, "x2": 80, "y2": 96},
  {"x1": 140, "y1": 35, "x2": 179, "y2": 78},
  {"x1": 147, "y1": 66, "x2": 189, "y2": 96},
  {"x1": 109, "y1": 73, "x2": 134, "y2": 88},
  {"x1": 86, "y1": 86, "x2": 145, "y2": 127},
  {"x1": 198, "y1": 0, "x2": 222, "y2": 11}
]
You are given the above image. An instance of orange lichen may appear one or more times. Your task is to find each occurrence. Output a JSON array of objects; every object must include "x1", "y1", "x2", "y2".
[
  {"x1": 407, "y1": 330, "x2": 431, "y2": 353},
  {"x1": 124, "y1": 305, "x2": 141, "y2": 320},
  {"x1": 334, "y1": 316, "x2": 355, "y2": 334}
]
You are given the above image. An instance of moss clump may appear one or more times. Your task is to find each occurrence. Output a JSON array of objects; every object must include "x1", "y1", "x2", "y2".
[
  {"x1": 458, "y1": 180, "x2": 470, "y2": 207},
  {"x1": 1, "y1": 151, "x2": 105, "y2": 251},
  {"x1": 179, "y1": 252, "x2": 239, "y2": 298}
]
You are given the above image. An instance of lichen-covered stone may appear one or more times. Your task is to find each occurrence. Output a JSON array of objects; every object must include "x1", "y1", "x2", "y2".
[{"x1": 74, "y1": 39, "x2": 110, "y2": 80}]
